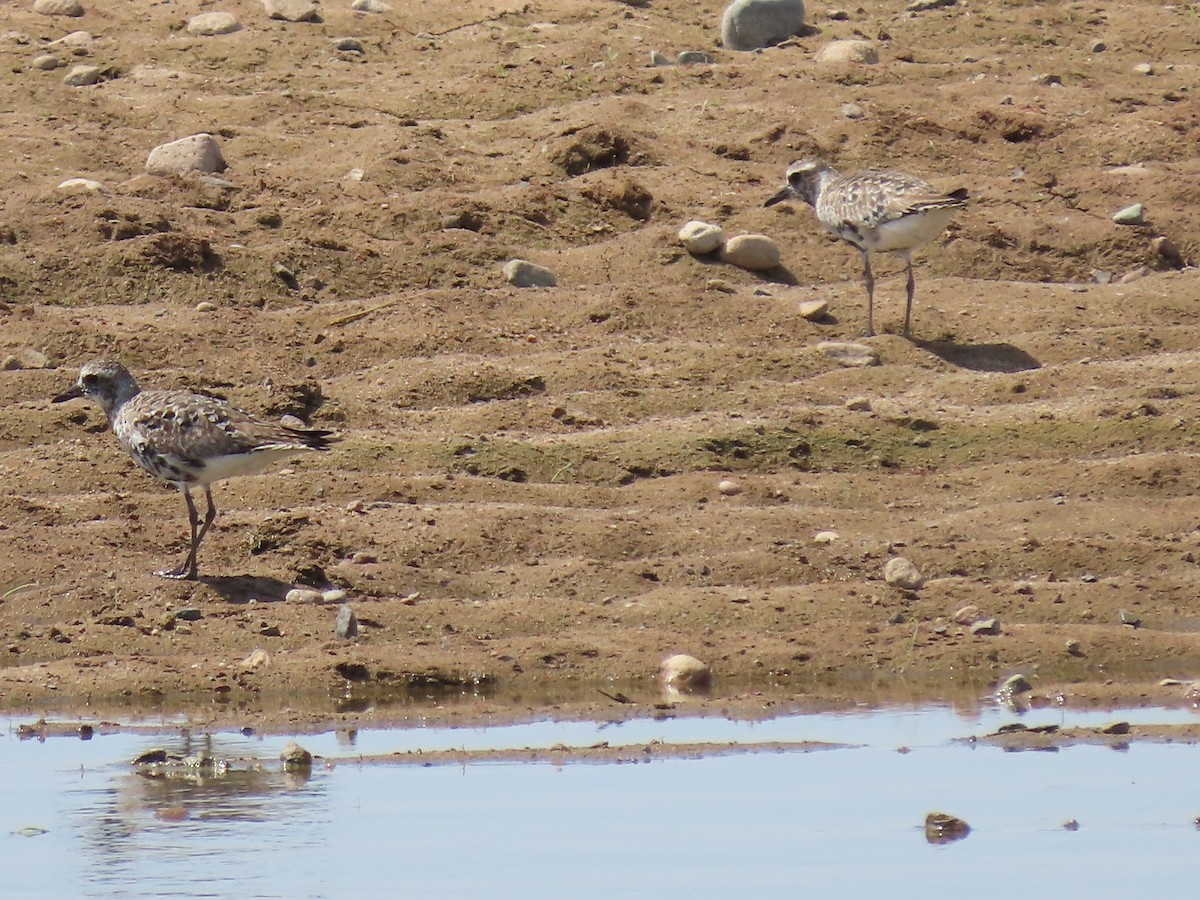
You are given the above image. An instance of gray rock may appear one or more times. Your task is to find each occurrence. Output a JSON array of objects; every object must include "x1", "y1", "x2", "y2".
[
  {"x1": 650, "y1": 50, "x2": 672, "y2": 66},
  {"x1": 146, "y1": 134, "x2": 226, "y2": 176},
  {"x1": 677, "y1": 50, "x2": 714, "y2": 65},
  {"x1": 334, "y1": 37, "x2": 365, "y2": 53},
  {"x1": 816, "y1": 39, "x2": 878, "y2": 63},
  {"x1": 48, "y1": 30, "x2": 93, "y2": 48},
  {"x1": 952, "y1": 604, "x2": 980, "y2": 625},
  {"x1": 175, "y1": 608, "x2": 203, "y2": 621},
  {"x1": 970, "y1": 618, "x2": 1001, "y2": 636},
  {"x1": 32, "y1": 54, "x2": 60, "y2": 70},
  {"x1": 841, "y1": 102, "x2": 865, "y2": 119},
  {"x1": 186, "y1": 12, "x2": 240, "y2": 35},
  {"x1": 883, "y1": 556, "x2": 924, "y2": 590},
  {"x1": 1112, "y1": 204, "x2": 1144, "y2": 225},
  {"x1": 721, "y1": 0, "x2": 806, "y2": 51},
  {"x1": 63, "y1": 64, "x2": 102, "y2": 87},
  {"x1": 1000, "y1": 673, "x2": 1031, "y2": 695},
  {"x1": 335, "y1": 604, "x2": 358, "y2": 639},
  {"x1": 280, "y1": 740, "x2": 313, "y2": 768},
  {"x1": 351, "y1": 0, "x2": 393, "y2": 10},
  {"x1": 34, "y1": 0, "x2": 84, "y2": 16},
  {"x1": 678, "y1": 220, "x2": 724, "y2": 255},
  {"x1": 503, "y1": 258, "x2": 557, "y2": 288},
  {"x1": 720, "y1": 233, "x2": 780, "y2": 270},
  {"x1": 263, "y1": 0, "x2": 319, "y2": 22},
  {"x1": 817, "y1": 341, "x2": 879, "y2": 367}
]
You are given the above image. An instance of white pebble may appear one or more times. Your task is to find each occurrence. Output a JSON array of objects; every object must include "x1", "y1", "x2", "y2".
[
  {"x1": 57, "y1": 177, "x2": 104, "y2": 192},
  {"x1": 717, "y1": 479, "x2": 742, "y2": 496},
  {"x1": 285, "y1": 588, "x2": 324, "y2": 603},
  {"x1": 678, "y1": 220, "x2": 724, "y2": 255},
  {"x1": 146, "y1": 133, "x2": 226, "y2": 176},
  {"x1": 187, "y1": 12, "x2": 240, "y2": 35},
  {"x1": 798, "y1": 298, "x2": 828, "y2": 320},
  {"x1": 32, "y1": 54, "x2": 60, "y2": 70},
  {"x1": 659, "y1": 654, "x2": 712, "y2": 692},
  {"x1": 503, "y1": 258, "x2": 557, "y2": 288},
  {"x1": 816, "y1": 40, "x2": 878, "y2": 64},
  {"x1": 813, "y1": 530, "x2": 838, "y2": 543}
]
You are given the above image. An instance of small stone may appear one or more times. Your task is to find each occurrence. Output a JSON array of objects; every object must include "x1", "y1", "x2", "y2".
[
  {"x1": 334, "y1": 37, "x2": 365, "y2": 53},
  {"x1": 952, "y1": 605, "x2": 980, "y2": 625},
  {"x1": 678, "y1": 220, "x2": 724, "y2": 255},
  {"x1": 175, "y1": 608, "x2": 203, "y2": 622},
  {"x1": 717, "y1": 479, "x2": 742, "y2": 496},
  {"x1": 906, "y1": 0, "x2": 956, "y2": 9},
  {"x1": 650, "y1": 50, "x2": 673, "y2": 66},
  {"x1": 186, "y1": 12, "x2": 240, "y2": 35},
  {"x1": 350, "y1": 550, "x2": 377, "y2": 564},
  {"x1": 49, "y1": 31, "x2": 93, "y2": 48},
  {"x1": 1117, "y1": 266, "x2": 1150, "y2": 284},
  {"x1": 322, "y1": 589, "x2": 346, "y2": 603},
  {"x1": 659, "y1": 653, "x2": 712, "y2": 692},
  {"x1": 34, "y1": 0, "x2": 84, "y2": 16},
  {"x1": 845, "y1": 396, "x2": 871, "y2": 411},
  {"x1": 924, "y1": 812, "x2": 970, "y2": 844},
  {"x1": 241, "y1": 648, "x2": 271, "y2": 669},
  {"x1": 195, "y1": 301, "x2": 217, "y2": 313},
  {"x1": 883, "y1": 556, "x2": 924, "y2": 590},
  {"x1": 970, "y1": 618, "x2": 1001, "y2": 636},
  {"x1": 285, "y1": 588, "x2": 324, "y2": 604},
  {"x1": 818, "y1": 341, "x2": 879, "y2": 367},
  {"x1": 1119, "y1": 608, "x2": 1141, "y2": 628},
  {"x1": 1133, "y1": 62, "x2": 1154, "y2": 76},
  {"x1": 721, "y1": 0, "x2": 806, "y2": 52},
  {"x1": 813, "y1": 530, "x2": 838, "y2": 544},
  {"x1": 816, "y1": 40, "x2": 878, "y2": 64},
  {"x1": 63, "y1": 64, "x2": 102, "y2": 87},
  {"x1": 351, "y1": 0, "x2": 393, "y2": 10},
  {"x1": 1033, "y1": 73, "x2": 1063, "y2": 86},
  {"x1": 1112, "y1": 204, "x2": 1144, "y2": 225},
  {"x1": 280, "y1": 741, "x2": 313, "y2": 769},
  {"x1": 798, "y1": 298, "x2": 829, "y2": 320},
  {"x1": 279, "y1": 414, "x2": 306, "y2": 429},
  {"x1": 503, "y1": 259, "x2": 557, "y2": 288},
  {"x1": 335, "y1": 604, "x2": 358, "y2": 639},
  {"x1": 1090, "y1": 40, "x2": 1106, "y2": 52},
  {"x1": 146, "y1": 134, "x2": 226, "y2": 176},
  {"x1": 840, "y1": 102, "x2": 865, "y2": 119},
  {"x1": 677, "y1": 50, "x2": 714, "y2": 65},
  {"x1": 1151, "y1": 235, "x2": 1184, "y2": 268},
  {"x1": 263, "y1": 0, "x2": 320, "y2": 22},
  {"x1": 706, "y1": 279, "x2": 736, "y2": 293},
  {"x1": 887, "y1": 611, "x2": 906, "y2": 625},
  {"x1": 720, "y1": 233, "x2": 781, "y2": 270},
  {"x1": 32, "y1": 54, "x2": 60, "y2": 70},
  {"x1": 1000, "y1": 673, "x2": 1032, "y2": 695},
  {"x1": 58, "y1": 179, "x2": 105, "y2": 199},
  {"x1": 1101, "y1": 721, "x2": 1130, "y2": 735}
]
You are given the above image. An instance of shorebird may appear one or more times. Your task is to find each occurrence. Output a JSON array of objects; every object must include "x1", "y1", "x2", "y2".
[
  {"x1": 766, "y1": 158, "x2": 968, "y2": 337},
  {"x1": 55, "y1": 359, "x2": 334, "y2": 580}
]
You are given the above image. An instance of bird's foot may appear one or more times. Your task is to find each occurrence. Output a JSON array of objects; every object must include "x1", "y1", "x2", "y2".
[{"x1": 156, "y1": 562, "x2": 198, "y2": 581}]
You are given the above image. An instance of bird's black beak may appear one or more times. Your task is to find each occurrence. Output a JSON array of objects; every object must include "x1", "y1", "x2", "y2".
[
  {"x1": 53, "y1": 383, "x2": 83, "y2": 403},
  {"x1": 764, "y1": 185, "x2": 796, "y2": 208}
]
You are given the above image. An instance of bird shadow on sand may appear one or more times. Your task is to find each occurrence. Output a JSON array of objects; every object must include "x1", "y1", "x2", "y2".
[
  {"x1": 198, "y1": 574, "x2": 297, "y2": 604},
  {"x1": 911, "y1": 338, "x2": 1041, "y2": 373}
]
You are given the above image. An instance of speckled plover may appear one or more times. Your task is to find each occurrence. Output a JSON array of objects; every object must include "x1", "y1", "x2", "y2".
[
  {"x1": 766, "y1": 159, "x2": 968, "y2": 337},
  {"x1": 55, "y1": 359, "x2": 334, "y2": 580}
]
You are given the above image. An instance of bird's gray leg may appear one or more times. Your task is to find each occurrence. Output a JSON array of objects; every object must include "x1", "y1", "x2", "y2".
[
  {"x1": 194, "y1": 486, "x2": 218, "y2": 551},
  {"x1": 861, "y1": 251, "x2": 876, "y2": 337},
  {"x1": 903, "y1": 254, "x2": 916, "y2": 337},
  {"x1": 158, "y1": 487, "x2": 201, "y2": 580}
]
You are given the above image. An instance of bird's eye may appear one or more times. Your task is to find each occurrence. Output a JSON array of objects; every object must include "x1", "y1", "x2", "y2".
[{"x1": 81, "y1": 373, "x2": 99, "y2": 387}]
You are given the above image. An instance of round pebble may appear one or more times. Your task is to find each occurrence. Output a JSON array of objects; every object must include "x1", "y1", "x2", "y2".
[
  {"x1": 798, "y1": 298, "x2": 829, "y2": 320},
  {"x1": 817, "y1": 341, "x2": 879, "y2": 367},
  {"x1": 717, "y1": 479, "x2": 742, "y2": 496},
  {"x1": 186, "y1": 12, "x2": 240, "y2": 35},
  {"x1": 32, "y1": 54, "x2": 60, "y2": 70},
  {"x1": 285, "y1": 588, "x2": 324, "y2": 603},
  {"x1": 63, "y1": 64, "x2": 102, "y2": 87},
  {"x1": 678, "y1": 220, "x2": 724, "y2": 255},
  {"x1": 503, "y1": 258, "x2": 557, "y2": 288},
  {"x1": 659, "y1": 654, "x2": 712, "y2": 692},
  {"x1": 816, "y1": 40, "x2": 878, "y2": 64},
  {"x1": 883, "y1": 556, "x2": 924, "y2": 590},
  {"x1": 813, "y1": 530, "x2": 838, "y2": 543},
  {"x1": 720, "y1": 234, "x2": 780, "y2": 271}
]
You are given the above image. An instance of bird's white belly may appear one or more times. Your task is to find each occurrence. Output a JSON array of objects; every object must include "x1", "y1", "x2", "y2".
[
  {"x1": 193, "y1": 447, "x2": 307, "y2": 484},
  {"x1": 865, "y1": 207, "x2": 957, "y2": 254}
]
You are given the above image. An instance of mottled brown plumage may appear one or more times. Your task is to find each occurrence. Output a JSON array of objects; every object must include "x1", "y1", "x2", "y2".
[
  {"x1": 767, "y1": 159, "x2": 968, "y2": 336},
  {"x1": 55, "y1": 359, "x2": 333, "y2": 579}
]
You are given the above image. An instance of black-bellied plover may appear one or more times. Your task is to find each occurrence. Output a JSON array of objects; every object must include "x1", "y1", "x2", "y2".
[
  {"x1": 55, "y1": 359, "x2": 334, "y2": 580},
  {"x1": 766, "y1": 158, "x2": 968, "y2": 337}
]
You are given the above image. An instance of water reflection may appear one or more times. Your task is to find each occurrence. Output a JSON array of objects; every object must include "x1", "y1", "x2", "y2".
[{"x1": 5, "y1": 705, "x2": 1200, "y2": 898}]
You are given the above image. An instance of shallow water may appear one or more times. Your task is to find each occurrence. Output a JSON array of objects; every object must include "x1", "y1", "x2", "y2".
[{"x1": 5, "y1": 704, "x2": 1200, "y2": 899}]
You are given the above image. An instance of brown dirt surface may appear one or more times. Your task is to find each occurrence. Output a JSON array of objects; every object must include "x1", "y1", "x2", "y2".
[{"x1": 4, "y1": 0, "x2": 1200, "y2": 730}]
